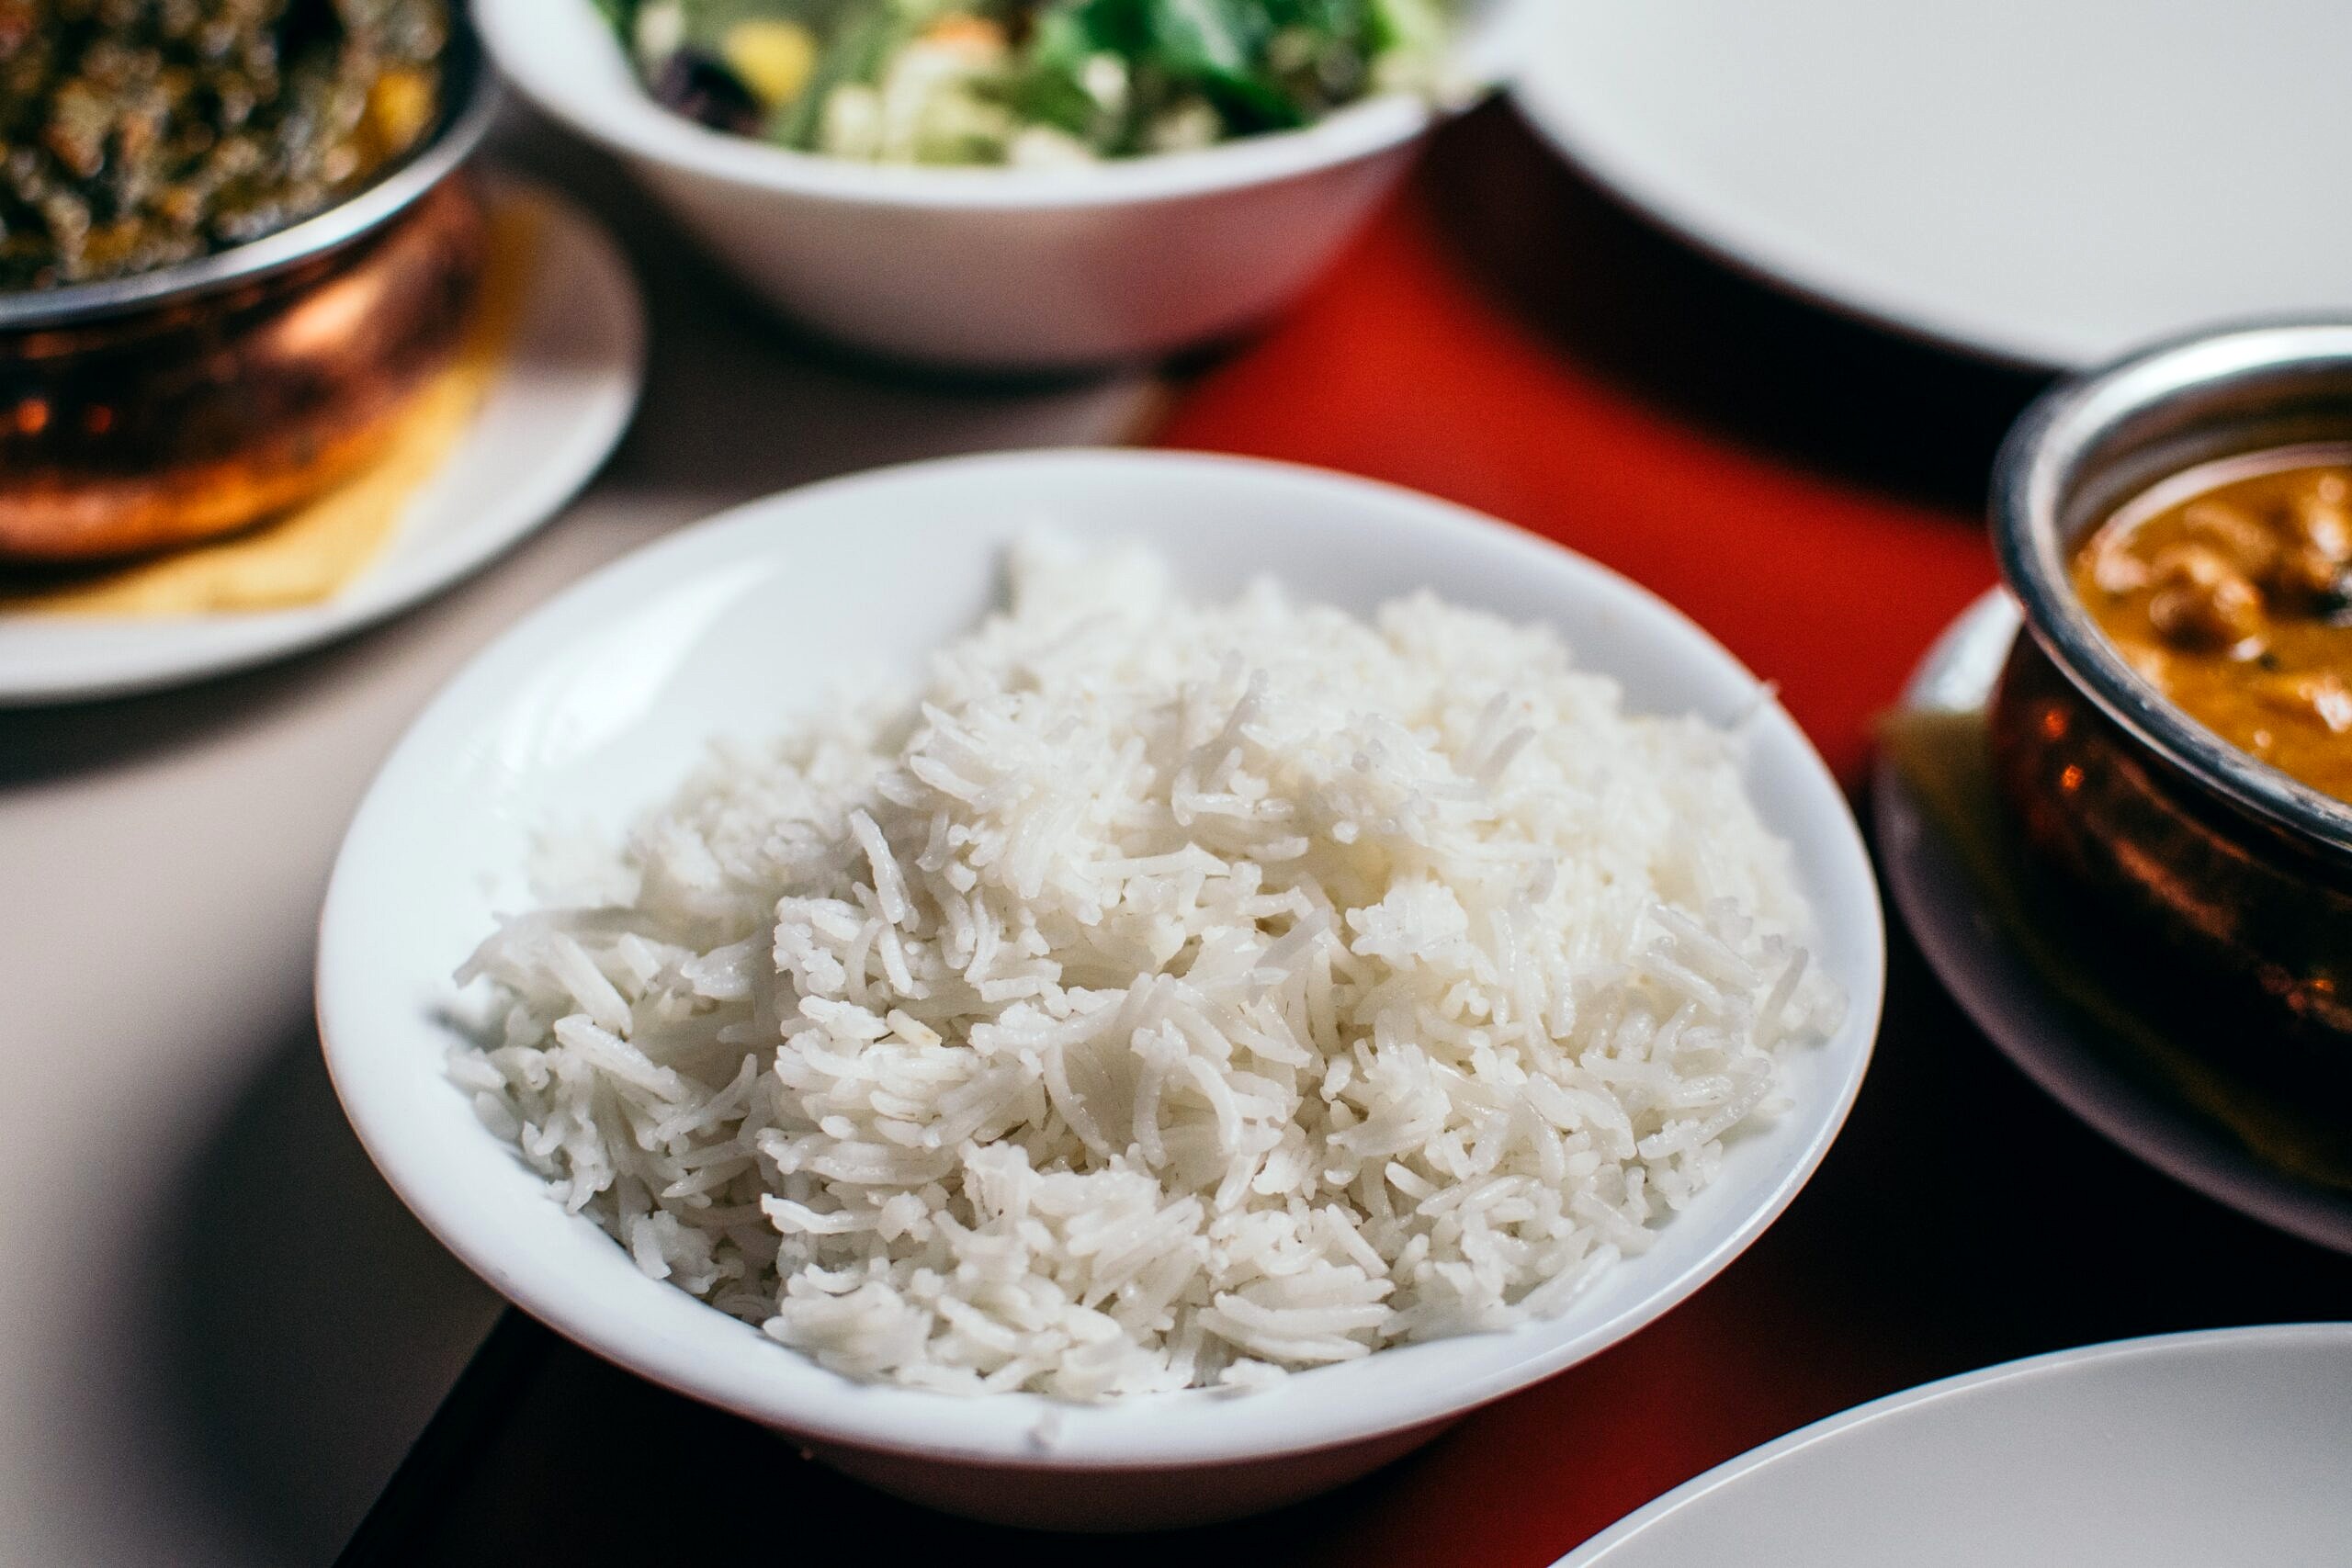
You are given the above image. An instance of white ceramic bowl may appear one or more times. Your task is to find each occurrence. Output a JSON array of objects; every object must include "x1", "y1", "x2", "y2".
[
  {"x1": 318, "y1": 450, "x2": 1884, "y2": 1529},
  {"x1": 475, "y1": 0, "x2": 1530, "y2": 370},
  {"x1": 1553, "y1": 1324, "x2": 2352, "y2": 1566}
]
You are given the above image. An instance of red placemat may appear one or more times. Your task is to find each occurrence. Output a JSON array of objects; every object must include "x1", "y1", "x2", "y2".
[
  {"x1": 343, "y1": 107, "x2": 2352, "y2": 1568},
  {"x1": 1158, "y1": 111, "x2": 2007, "y2": 784}
]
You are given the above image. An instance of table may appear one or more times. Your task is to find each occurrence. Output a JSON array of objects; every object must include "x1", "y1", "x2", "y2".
[
  {"x1": 11, "y1": 103, "x2": 2349, "y2": 1568},
  {"x1": 349, "y1": 105, "x2": 2352, "y2": 1561}
]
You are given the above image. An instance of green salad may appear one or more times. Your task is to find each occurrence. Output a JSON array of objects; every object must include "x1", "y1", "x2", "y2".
[{"x1": 598, "y1": 0, "x2": 1455, "y2": 165}]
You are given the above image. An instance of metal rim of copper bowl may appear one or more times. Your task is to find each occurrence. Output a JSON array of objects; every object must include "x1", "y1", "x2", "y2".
[
  {"x1": 1990, "y1": 319, "x2": 2352, "y2": 874},
  {"x1": 0, "y1": 15, "x2": 500, "y2": 333}
]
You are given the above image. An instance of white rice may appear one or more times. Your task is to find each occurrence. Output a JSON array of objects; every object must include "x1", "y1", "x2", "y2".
[{"x1": 455, "y1": 537, "x2": 1844, "y2": 1399}]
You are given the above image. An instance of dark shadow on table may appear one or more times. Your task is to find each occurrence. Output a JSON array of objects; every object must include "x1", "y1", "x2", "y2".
[
  {"x1": 1420, "y1": 105, "x2": 2053, "y2": 515},
  {"x1": 0, "y1": 638, "x2": 391, "y2": 790},
  {"x1": 77, "y1": 1019, "x2": 497, "y2": 1568}
]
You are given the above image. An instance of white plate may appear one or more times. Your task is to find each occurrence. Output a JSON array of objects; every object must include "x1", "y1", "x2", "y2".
[
  {"x1": 1553, "y1": 1323, "x2": 2352, "y2": 1565},
  {"x1": 317, "y1": 450, "x2": 1884, "y2": 1529},
  {"x1": 1512, "y1": 0, "x2": 2352, "y2": 369},
  {"x1": 0, "y1": 180, "x2": 644, "y2": 706},
  {"x1": 1876, "y1": 590, "x2": 2352, "y2": 1255}
]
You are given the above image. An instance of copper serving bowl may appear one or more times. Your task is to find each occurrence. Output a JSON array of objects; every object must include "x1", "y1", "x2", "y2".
[
  {"x1": 1989, "y1": 322, "x2": 2352, "y2": 1066},
  {"x1": 0, "y1": 24, "x2": 497, "y2": 563}
]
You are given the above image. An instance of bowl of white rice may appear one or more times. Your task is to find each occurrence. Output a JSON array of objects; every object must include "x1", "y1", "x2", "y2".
[{"x1": 318, "y1": 450, "x2": 1883, "y2": 1530}]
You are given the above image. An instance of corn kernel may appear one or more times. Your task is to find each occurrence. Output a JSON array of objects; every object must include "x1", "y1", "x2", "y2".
[
  {"x1": 366, "y1": 66, "x2": 437, "y2": 158},
  {"x1": 723, "y1": 19, "x2": 818, "y2": 110}
]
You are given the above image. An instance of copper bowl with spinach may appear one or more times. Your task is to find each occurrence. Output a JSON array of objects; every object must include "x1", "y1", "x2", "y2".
[
  {"x1": 1989, "y1": 322, "x2": 2352, "y2": 1067},
  {"x1": 0, "y1": 1, "x2": 496, "y2": 563}
]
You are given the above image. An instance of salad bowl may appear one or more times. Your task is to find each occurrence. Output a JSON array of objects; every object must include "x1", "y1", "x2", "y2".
[{"x1": 477, "y1": 0, "x2": 1530, "y2": 370}]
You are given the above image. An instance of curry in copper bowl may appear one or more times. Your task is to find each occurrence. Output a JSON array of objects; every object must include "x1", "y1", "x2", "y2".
[
  {"x1": 0, "y1": 0, "x2": 494, "y2": 564},
  {"x1": 2073, "y1": 451, "x2": 2352, "y2": 805},
  {"x1": 1991, "y1": 323, "x2": 2352, "y2": 1067}
]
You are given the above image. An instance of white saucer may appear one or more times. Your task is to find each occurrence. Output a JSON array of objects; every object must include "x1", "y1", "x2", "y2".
[
  {"x1": 1513, "y1": 0, "x2": 2352, "y2": 368},
  {"x1": 0, "y1": 179, "x2": 645, "y2": 706},
  {"x1": 1875, "y1": 589, "x2": 2352, "y2": 1255},
  {"x1": 1554, "y1": 1325, "x2": 2352, "y2": 1565}
]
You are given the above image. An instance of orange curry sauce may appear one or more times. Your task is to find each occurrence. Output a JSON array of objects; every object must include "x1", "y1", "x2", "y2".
[{"x1": 2074, "y1": 453, "x2": 2352, "y2": 803}]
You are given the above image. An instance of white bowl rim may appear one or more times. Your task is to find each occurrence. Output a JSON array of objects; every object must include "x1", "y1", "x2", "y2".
[
  {"x1": 318, "y1": 447, "x2": 1886, "y2": 1471},
  {"x1": 1549, "y1": 1322, "x2": 2352, "y2": 1565},
  {"x1": 473, "y1": 0, "x2": 1525, "y2": 210}
]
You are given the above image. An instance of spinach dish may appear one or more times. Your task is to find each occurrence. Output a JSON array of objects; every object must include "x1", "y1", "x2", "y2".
[{"x1": 0, "y1": 0, "x2": 449, "y2": 290}]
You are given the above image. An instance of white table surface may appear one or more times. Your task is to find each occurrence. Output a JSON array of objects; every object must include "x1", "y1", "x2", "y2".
[{"x1": 0, "y1": 115, "x2": 1151, "y2": 1568}]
